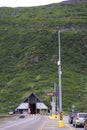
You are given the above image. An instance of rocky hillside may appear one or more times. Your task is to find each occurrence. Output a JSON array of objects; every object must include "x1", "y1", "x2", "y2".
[{"x1": 0, "y1": 1, "x2": 87, "y2": 113}]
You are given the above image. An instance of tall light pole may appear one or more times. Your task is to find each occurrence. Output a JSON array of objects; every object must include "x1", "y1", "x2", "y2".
[
  {"x1": 58, "y1": 30, "x2": 62, "y2": 114},
  {"x1": 58, "y1": 30, "x2": 65, "y2": 127},
  {"x1": 57, "y1": 28, "x2": 74, "y2": 127}
]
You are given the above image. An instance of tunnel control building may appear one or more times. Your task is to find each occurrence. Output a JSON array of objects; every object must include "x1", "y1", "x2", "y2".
[{"x1": 15, "y1": 93, "x2": 48, "y2": 114}]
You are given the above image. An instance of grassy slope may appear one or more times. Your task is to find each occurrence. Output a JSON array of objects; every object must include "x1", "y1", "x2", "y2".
[{"x1": 0, "y1": 2, "x2": 87, "y2": 113}]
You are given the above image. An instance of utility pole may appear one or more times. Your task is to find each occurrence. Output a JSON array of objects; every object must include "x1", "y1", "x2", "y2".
[
  {"x1": 52, "y1": 83, "x2": 57, "y2": 115},
  {"x1": 58, "y1": 30, "x2": 64, "y2": 127},
  {"x1": 57, "y1": 28, "x2": 74, "y2": 127}
]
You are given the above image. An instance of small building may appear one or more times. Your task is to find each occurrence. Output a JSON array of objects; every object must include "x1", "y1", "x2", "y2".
[{"x1": 15, "y1": 93, "x2": 48, "y2": 114}]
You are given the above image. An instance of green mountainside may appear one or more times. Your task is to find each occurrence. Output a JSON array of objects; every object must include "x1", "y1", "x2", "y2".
[{"x1": 0, "y1": 1, "x2": 87, "y2": 114}]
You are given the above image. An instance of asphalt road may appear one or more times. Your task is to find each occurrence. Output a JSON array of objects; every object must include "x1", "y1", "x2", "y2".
[
  {"x1": 0, "y1": 115, "x2": 84, "y2": 130},
  {"x1": 0, "y1": 115, "x2": 45, "y2": 130},
  {"x1": 68, "y1": 124, "x2": 84, "y2": 130}
]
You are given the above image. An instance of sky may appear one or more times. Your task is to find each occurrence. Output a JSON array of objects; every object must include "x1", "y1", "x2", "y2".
[{"x1": 0, "y1": 0, "x2": 67, "y2": 7}]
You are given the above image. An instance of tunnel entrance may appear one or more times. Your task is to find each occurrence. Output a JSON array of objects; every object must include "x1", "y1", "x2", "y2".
[
  {"x1": 15, "y1": 93, "x2": 49, "y2": 114},
  {"x1": 29, "y1": 103, "x2": 36, "y2": 114}
]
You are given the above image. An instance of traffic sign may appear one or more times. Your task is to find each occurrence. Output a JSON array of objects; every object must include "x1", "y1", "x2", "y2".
[
  {"x1": 53, "y1": 91, "x2": 59, "y2": 96},
  {"x1": 46, "y1": 91, "x2": 59, "y2": 96},
  {"x1": 46, "y1": 92, "x2": 54, "y2": 96}
]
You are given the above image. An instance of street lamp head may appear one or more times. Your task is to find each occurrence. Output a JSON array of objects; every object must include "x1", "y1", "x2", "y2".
[{"x1": 59, "y1": 27, "x2": 75, "y2": 33}]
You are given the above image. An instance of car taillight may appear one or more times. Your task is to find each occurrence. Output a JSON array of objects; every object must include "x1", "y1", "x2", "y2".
[{"x1": 70, "y1": 116, "x2": 72, "y2": 119}]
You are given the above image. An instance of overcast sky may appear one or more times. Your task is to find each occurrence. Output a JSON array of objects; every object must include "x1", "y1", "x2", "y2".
[{"x1": 0, "y1": 0, "x2": 67, "y2": 7}]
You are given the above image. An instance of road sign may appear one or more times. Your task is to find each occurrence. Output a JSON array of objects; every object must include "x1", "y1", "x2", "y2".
[
  {"x1": 53, "y1": 92, "x2": 59, "y2": 96},
  {"x1": 46, "y1": 92, "x2": 59, "y2": 96},
  {"x1": 46, "y1": 92, "x2": 54, "y2": 96}
]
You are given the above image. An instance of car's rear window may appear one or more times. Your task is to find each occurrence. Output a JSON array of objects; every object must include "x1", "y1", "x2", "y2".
[
  {"x1": 71, "y1": 113, "x2": 76, "y2": 116},
  {"x1": 79, "y1": 114, "x2": 87, "y2": 118}
]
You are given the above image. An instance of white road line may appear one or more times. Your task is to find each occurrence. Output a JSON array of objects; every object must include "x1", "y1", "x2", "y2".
[{"x1": 0, "y1": 117, "x2": 36, "y2": 130}]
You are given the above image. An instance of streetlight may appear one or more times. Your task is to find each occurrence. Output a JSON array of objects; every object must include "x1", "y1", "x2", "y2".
[
  {"x1": 58, "y1": 30, "x2": 64, "y2": 127},
  {"x1": 57, "y1": 28, "x2": 74, "y2": 127}
]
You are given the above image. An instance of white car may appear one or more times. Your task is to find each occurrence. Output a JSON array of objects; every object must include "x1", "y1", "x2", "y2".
[{"x1": 73, "y1": 113, "x2": 87, "y2": 128}]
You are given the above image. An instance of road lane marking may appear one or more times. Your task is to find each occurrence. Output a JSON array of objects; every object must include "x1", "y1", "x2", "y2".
[
  {"x1": 38, "y1": 118, "x2": 75, "y2": 130},
  {"x1": 38, "y1": 118, "x2": 48, "y2": 130},
  {"x1": 0, "y1": 117, "x2": 37, "y2": 130}
]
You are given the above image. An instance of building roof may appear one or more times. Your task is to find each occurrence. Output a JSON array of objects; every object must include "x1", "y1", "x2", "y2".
[
  {"x1": 36, "y1": 102, "x2": 48, "y2": 109},
  {"x1": 15, "y1": 93, "x2": 48, "y2": 111},
  {"x1": 24, "y1": 93, "x2": 42, "y2": 103},
  {"x1": 16, "y1": 102, "x2": 48, "y2": 110},
  {"x1": 16, "y1": 103, "x2": 28, "y2": 110}
]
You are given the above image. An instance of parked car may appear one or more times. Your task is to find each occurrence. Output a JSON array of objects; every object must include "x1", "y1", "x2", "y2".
[
  {"x1": 73, "y1": 113, "x2": 87, "y2": 128},
  {"x1": 84, "y1": 118, "x2": 87, "y2": 130},
  {"x1": 68, "y1": 112, "x2": 76, "y2": 124},
  {"x1": 8, "y1": 111, "x2": 14, "y2": 115}
]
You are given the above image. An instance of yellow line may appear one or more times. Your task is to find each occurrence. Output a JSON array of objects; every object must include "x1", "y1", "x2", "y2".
[
  {"x1": 38, "y1": 118, "x2": 48, "y2": 130},
  {"x1": 38, "y1": 117, "x2": 75, "y2": 130}
]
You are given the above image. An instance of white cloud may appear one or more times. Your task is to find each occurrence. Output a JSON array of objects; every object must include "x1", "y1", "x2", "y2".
[{"x1": 0, "y1": 0, "x2": 65, "y2": 7}]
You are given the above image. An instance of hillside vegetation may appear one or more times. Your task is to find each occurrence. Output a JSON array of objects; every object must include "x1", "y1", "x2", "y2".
[{"x1": 0, "y1": 1, "x2": 87, "y2": 113}]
